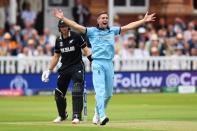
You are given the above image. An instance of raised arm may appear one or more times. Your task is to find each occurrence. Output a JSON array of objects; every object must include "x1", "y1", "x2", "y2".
[
  {"x1": 54, "y1": 8, "x2": 86, "y2": 34},
  {"x1": 120, "y1": 12, "x2": 156, "y2": 33}
]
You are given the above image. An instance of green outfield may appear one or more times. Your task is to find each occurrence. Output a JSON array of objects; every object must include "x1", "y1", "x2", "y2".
[{"x1": 0, "y1": 93, "x2": 197, "y2": 131}]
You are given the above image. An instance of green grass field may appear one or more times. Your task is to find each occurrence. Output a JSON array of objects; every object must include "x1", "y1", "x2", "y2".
[{"x1": 0, "y1": 93, "x2": 197, "y2": 131}]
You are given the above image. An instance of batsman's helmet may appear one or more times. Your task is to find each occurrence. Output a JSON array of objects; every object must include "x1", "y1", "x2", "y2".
[{"x1": 58, "y1": 20, "x2": 70, "y2": 32}]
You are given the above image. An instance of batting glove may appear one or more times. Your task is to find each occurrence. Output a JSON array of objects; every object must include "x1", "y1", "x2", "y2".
[{"x1": 41, "y1": 70, "x2": 52, "y2": 82}]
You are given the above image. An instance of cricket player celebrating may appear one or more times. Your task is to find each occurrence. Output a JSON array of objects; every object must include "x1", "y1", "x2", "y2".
[
  {"x1": 54, "y1": 9, "x2": 155, "y2": 125},
  {"x1": 42, "y1": 20, "x2": 92, "y2": 124}
]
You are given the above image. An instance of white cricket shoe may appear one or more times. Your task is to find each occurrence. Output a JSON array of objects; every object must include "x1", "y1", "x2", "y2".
[
  {"x1": 53, "y1": 114, "x2": 69, "y2": 123},
  {"x1": 92, "y1": 112, "x2": 100, "y2": 124},
  {"x1": 53, "y1": 116, "x2": 63, "y2": 123},
  {"x1": 100, "y1": 117, "x2": 109, "y2": 125},
  {"x1": 72, "y1": 118, "x2": 80, "y2": 124}
]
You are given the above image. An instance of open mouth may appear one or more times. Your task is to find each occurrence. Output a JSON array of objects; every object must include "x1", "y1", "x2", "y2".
[{"x1": 103, "y1": 22, "x2": 107, "y2": 26}]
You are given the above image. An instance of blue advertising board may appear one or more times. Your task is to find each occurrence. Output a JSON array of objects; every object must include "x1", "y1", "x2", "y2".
[
  {"x1": 114, "y1": 71, "x2": 197, "y2": 88},
  {"x1": 0, "y1": 73, "x2": 93, "y2": 95},
  {"x1": 0, "y1": 71, "x2": 197, "y2": 95}
]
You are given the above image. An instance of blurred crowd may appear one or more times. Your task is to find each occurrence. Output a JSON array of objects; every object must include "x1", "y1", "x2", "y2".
[
  {"x1": 0, "y1": 0, "x2": 53, "y2": 57},
  {"x1": 1, "y1": 0, "x2": 197, "y2": 58},
  {"x1": 114, "y1": 16, "x2": 197, "y2": 58}
]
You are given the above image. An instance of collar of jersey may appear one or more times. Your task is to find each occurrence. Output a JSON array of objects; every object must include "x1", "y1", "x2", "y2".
[
  {"x1": 61, "y1": 34, "x2": 70, "y2": 40},
  {"x1": 96, "y1": 24, "x2": 110, "y2": 31}
]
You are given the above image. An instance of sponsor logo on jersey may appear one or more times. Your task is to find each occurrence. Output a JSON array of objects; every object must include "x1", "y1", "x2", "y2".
[
  {"x1": 99, "y1": 36, "x2": 111, "y2": 40},
  {"x1": 60, "y1": 46, "x2": 75, "y2": 53}
]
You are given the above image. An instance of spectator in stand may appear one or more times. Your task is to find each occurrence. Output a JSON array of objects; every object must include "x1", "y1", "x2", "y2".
[
  {"x1": 22, "y1": 34, "x2": 29, "y2": 48},
  {"x1": 31, "y1": 30, "x2": 39, "y2": 47},
  {"x1": 21, "y1": 2, "x2": 36, "y2": 25},
  {"x1": 119, "y1": 41, "x2": 131, "y2": 59},
  {"x1": 17, "y1": 46, "x2": 29, "y2": 57},
  {"x1": 43, "y1": 28, "x2": 56, "y2": 48},
  {"x1": 134, "y1": 41, "x2": 149, "y2": 57},
  {"x1": 38, "y1": 35, "x2": 45, "y2": 47},
  {"x1": 13, "y1": 25, "x2": 23, "y2": 43},
  {"x1": 157, "y1": 29, "x2": 166, "y2": 45},
  {"x1": 2, "y1": 32, "x2": 17, "y2": 56},
  {"x1": 156, "y1": 17, "x2": 167, "y2": 31},
  {"x1": 128, "y1": 47, "x2": 135, "y2": 57},
  {"x1": 16, "y1": 42, "x2": 23, "y2": 54},
  {"x1": 184, "y1": 43, "x2": 191, "y2": 56},
  {"x1": 44, "y1": 44, "x2": 52, "y2": 56},
  {"x1": 17, "y1": 47, "x2": 31, "y2": 73},
  {"x1": 27, "y1": 39, "x2": 36, "y2": 56},
  {"x1": 127, "y1": 33, "x2": 136, "y2": 48},
  {"x1": 183, "y1": 21, "x2": 197, "y2": 42},
  {"x1": 8, "y1": 24, "x2": 15, "y2": 37},
  {"x1": 190, "y1": 47, "x2": 197, "y2": 56},
  {"x1": 150, "y1": 47, "x2": 159, "y2": 56},
  {"x1": 157, "y1": 29, "x2": 167, "y2": 56},
  {"x1": 145, "y1": 34, "x2": 162, "y2": 54},
  {"x1": 137, "y1": 27, "x2": 148, "y2": 43},
  {"x1": 35, "y1": 45, "x2": 44, "y2": 56},
  {"x1": 21, "y1": 21, "x2": 35, "y2": 37},
  {"x1": 174, "y1": 33, "x2": 185, "y2": 49},
  {"x1": 173, "y1": 45, "x2": 184, "y2": 56},
  {"x1": 170, "y1": 45, "x2": 185, "y2": 70},
  {"x1": 166, "y1": 24, "x2": 176, "y2": 38},
  {"x1": 187, "y1": 31, "x2": 197, "y2": 45},
  {"x1": 72, "y1": 0, "x2": 91, "y2": 26},
  {"x1": 174, "y1": 17, "x2": 186, "y2": 33},
  {"x1": 190, "y1": 35, "x2": 197, "y2": 49},
  {"x1": 161, "y1": 38, "x2": 175, "y2": 56}
]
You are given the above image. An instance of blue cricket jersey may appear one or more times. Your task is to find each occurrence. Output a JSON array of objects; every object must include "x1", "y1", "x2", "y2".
[{"x1": 86, "y1": 25, "x2": 121, "y2": 60}]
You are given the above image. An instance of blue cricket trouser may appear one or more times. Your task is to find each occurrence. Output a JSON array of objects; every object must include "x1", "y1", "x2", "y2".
[{"x1": 92, "y1": 59, "x2": 114, "y2": 118}]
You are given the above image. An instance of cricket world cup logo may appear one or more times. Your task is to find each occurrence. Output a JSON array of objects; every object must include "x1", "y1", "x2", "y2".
[{"x1": 10, "y1": 75, "x2": 28, "y2": 90}]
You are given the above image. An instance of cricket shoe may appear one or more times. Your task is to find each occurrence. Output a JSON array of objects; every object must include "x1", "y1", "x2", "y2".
[
  {"x1": 72, "y1": 118, "x2": 80, "y2": 124},
  {"x1": 100, "y1": 117, "x2": 109, "y2": 125},
  {"x1": 92, "y1": 112, "x2": 100, "y2": 124},
  {"x1": 53, "y1": 113, "x2": 69, "y2": 123}
]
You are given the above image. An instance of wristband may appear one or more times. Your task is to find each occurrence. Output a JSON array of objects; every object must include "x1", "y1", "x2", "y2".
[{"x1": 87, "y1": 55, "x2": 93, "y2": 62}]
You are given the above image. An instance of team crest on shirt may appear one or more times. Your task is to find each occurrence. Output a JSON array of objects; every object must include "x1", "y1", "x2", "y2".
[{"x1": 60, "y1": 42, "x2": 63, "y2": 47}]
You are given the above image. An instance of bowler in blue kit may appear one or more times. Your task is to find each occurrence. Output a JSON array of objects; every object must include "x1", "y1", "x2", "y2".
[
  {"x1": 86, "y1": 25, "x2": 120, "y2": 120},
  {"x1": 54, "y1": 8, "x2": 156, "y2": 125}
]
